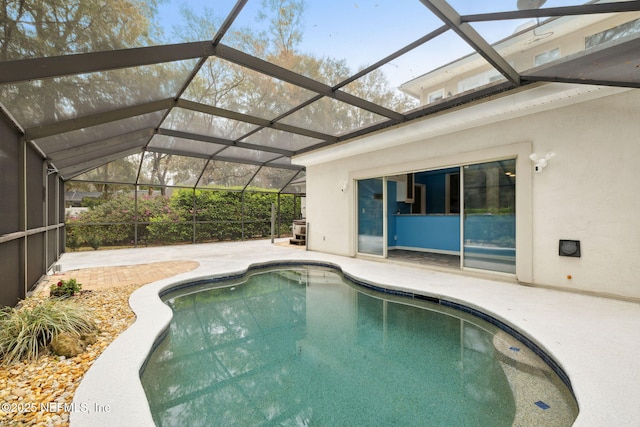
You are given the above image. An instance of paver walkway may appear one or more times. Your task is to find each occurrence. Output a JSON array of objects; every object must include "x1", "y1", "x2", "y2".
[{"x1": 38, "y1": 260, "x2": 200, "y2": 292}]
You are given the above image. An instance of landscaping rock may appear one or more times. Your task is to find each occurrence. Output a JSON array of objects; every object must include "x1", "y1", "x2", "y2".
[
  {"x1": 0, "y1": 284, "x2": 140, "y2": 426},
  {"x1": 0, "y1": 260, "x2": 197, "y2": 426},
  {"x1": 50, "y1": 332, "x2": 87, "y2": 358},
  {"x1": 51, "y1": 332, "x2": 98, "y2": 357}
]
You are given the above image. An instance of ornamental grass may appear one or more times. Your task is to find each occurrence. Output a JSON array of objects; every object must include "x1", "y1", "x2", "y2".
[{"x1": 0, "y1": 300, "x2": 96, "y2": 365}]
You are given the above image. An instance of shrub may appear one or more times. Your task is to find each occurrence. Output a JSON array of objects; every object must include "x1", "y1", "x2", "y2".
[
  {"x1": 0, "y1": 300, "x2": 96, "y2": 365},
  {"x1": 72, "y1": 194, "x2": 173, "y2": 247},
  {"x1": 86, "y1": 235, "x2": 102, "y2": 250},
  {"x1": 50, "y1": 278, "x2": 82, "y2": 298},
  {"x1": 67, "y1": 189, "x2": 299, "y2": 247},
  {"x1": 66, "y1": 231, "x2": 82, "y2": 251}
]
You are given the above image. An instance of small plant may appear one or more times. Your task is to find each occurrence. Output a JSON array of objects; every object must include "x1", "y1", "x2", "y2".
[
  {"x1": 0, "y1": 299, "x2": 96, "y2": 365},
  {"x1": 50, "y1": 278, "x2": 82, "y2": 298}
]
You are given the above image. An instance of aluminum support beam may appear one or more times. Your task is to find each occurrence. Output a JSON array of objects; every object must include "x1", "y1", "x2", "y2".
[
  {"x1": 420, "y1": 0, "x2": 521, "y2": 86},
  {"x1": 59, "y1": 147, "x2": 143, "y2": 180},
  {"x1": 156, "y1": 128, "x2": 295, "y2": 156},
  {"x1": 25, "y1": 99, "x2": 174, "y2": 140},
  {"x1": 51, "y1": 138, "x2": 151, "y2": 169},
  {"x1": 176, "y1": 99, "x2": 337, "y2": 143},
  {"x1": 214, "y1": 44, "x2": 405, "y2": 121},
  {"x1": 521, "y1": 35, "x2": 640, "y2": 88},
  {"x1": 0, "y1": 42, "x2": 216, "y2": 85},
  {"x1": 148, "y1": 147, "x2": 304, "y2": 171},
  {"x1": 461, "y1": 2, "x2": 640, "y2": 23}
]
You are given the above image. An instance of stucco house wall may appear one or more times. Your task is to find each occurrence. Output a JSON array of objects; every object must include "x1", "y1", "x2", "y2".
[{"x1": 296, "y1": 86, "x2": 640, "y2": 300}]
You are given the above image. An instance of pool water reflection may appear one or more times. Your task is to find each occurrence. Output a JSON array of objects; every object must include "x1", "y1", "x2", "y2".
[{"x1": 141, "y1": 266, "x2": 577, "y2": 426}]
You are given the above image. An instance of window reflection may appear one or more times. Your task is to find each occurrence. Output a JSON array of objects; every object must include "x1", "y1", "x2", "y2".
[{"x1": 463, "y1": 160, "x2": 516, "y2": 273}]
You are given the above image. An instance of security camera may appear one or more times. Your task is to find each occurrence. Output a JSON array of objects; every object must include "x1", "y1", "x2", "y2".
[{"x1": 530, "y1": 152, "x2": 555, "y2": 173}]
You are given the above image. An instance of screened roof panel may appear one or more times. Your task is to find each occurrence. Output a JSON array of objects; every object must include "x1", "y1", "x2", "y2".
[
  {"x1": 138, "y1": 152, "x2": 208, "y2": 187},
  {"x1": 71, "y1": 154, "x2": 143, "y2": 183},
  {"x1": 340, "y1": 30, "x2": 485, "y2": 112},
  {"x1": 240, "y1": 128, "x2": 322, "y2": 151},
  {"x1": 157, "y1": 0, "x2": 239, "y2": 44},
  {"x1": 0, "y1": 60, "x2": 197, "y2": 128},
  {"x1": 147, "y1": 134, "x2": 227, "y2": 157},
  {"x1": 448, "y1": 0, "x2": 637, "y2": 15},
  {"x1": 339, "y1": 73, "x2": 421, "y2": 114},
  {"x1": 278, "y1": 97, "x2": 388, "y2": 137},
  {"x1": 224, "y1": 0, "x2": 442, "y2": 87},
  {"x1": 266, "y1": 156, "x2": 291, "y2": 167},
  {"x1": 0, "y1": 0, "x2": 638, "y2": 189},
  {"x1": 50, "y1": 135, "x2": 151, "y2": 169},
  {"x1": 470, "y1": 12, "x2": 640, "y2": 74},
  {"x1": 470, "y1": 18, "x2": 562, "y2": 49},
  {"x1": 161, "y1": 108, "x2": 259, "y2": 141},
  {"x1": 0, "y1": 0, "x2": 237, "y2": 61},
  {"x1": 182, "y1": 57, "x2": 318, "y2": 119},
  {"x1": 247, "y1": 166, "x2": 300, "y2": 191},
  {"x1": 281, "y1": 170, "x2": 306, "y2": 194},
  {"x1": 198, "y1": 161, "x2": 261, "y2": 189},
  {"x1": 523, "y1": 30, "x2": 640, "y2": 84},
  {"x1": 215, "y1": 146, "x2": 282, "y2": 164},
  {"x1": 32, "y1": 111, "x2": 165, "y2": 153}
]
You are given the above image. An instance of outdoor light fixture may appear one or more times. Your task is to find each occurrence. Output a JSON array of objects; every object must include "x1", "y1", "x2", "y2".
[{"x1": 530, "y1": 152, "x2": 555, "y2": 173}]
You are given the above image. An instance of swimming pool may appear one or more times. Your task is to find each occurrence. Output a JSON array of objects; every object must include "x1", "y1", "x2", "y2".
[{"x1": 141, "y1": 264, "x2": 577, "y2": 426}]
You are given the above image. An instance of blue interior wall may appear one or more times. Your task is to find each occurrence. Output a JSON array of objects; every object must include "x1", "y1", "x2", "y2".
[
  {"x1": 425, "y1": 173, "x2": 445, "y2": 214},
  {"x1": 386, "y1": 171, "x2": 460, "y2": 253},
  {"x1": 416, "y1": 168, "x2": 459, "y2": 214},
  {"x1": 395, "y1": 215, "x2": 460, "y2": 252}
]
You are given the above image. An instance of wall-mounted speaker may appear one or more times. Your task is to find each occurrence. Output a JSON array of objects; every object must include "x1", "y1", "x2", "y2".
[{"x1": 559, "y1": 240, "x2": 581, "y2": 257}]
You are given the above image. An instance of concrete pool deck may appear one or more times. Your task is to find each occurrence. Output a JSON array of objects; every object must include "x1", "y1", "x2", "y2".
[{"x1": 65, "y1": 239, "x2": 640, "y2": 426}]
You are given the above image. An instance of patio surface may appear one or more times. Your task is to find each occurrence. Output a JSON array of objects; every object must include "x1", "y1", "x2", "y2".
[
  {"x1": 41, "y1": 260, "x2": 200, "y2": 291},
  {"x1": 62, "y1": 239, "x2": 640, "y2": 427}
]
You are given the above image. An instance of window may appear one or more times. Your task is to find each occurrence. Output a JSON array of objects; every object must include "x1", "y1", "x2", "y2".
[
  {"x1": 534, "y1": 48, "x2": 560, "y2": 67},
  {"x1": 427, "y1": 89, "x2": 444, "y2": 104},
  {"x1": 458, "y1": 74, "x2": 484, "y2": 93},
  {"x1": 458, "y1": 69, "x2": 505, "y2": 93},
  {"x1": 586, "y1": 18, "x2": 640, "y2": 49}
]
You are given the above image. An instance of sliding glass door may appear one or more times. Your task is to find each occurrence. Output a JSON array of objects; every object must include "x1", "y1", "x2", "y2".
[
  {"x1": 356, "y1": 160, "x2": 516, "y2": 273},
  {"x1": 463, "y1": 160, "x2": 516, "y2": 273},
  {"x1": 357, "y1": 178, "x2": 385, "y2": 256}
]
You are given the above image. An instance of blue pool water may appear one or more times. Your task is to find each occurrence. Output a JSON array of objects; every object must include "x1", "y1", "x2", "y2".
[{"x1": 141, "y1": 266, "x2": 576, "y2": 426}]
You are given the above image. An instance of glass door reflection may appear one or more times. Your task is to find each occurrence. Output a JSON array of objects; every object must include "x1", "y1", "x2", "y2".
[
  {"x1": 463, "y1": 160, "x2": 516, "y2": 273},
  {"x1": 357, "y1": 178, "x2": 385, "y2": 256}
]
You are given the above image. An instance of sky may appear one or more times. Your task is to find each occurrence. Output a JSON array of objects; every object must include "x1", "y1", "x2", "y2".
[{"x1": 154, "y1": 0, "x2": 591, "y2": 88}]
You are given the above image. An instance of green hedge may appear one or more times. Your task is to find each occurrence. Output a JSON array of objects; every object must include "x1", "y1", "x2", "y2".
[{"x1": 66, "y1": 188, "x2": 299, "y2": 249}]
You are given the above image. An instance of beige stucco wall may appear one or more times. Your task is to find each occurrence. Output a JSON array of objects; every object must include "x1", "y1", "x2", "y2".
[{"x1": 296, "y1": 87, "x2": 640, "y2": 300}]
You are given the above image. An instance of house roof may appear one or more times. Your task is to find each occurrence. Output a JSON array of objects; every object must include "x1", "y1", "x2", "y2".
[{"x1": 1, "y1": 0, "x2": 638, "y2": 193}]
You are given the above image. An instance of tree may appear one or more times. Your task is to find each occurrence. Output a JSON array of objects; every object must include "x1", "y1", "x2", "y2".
[
  {"x1": 0, "y1": 0, "x2": 184, "y2": 130},
  {"x1": 258, "y1": 0, "x2": 306, "y2": 57},
  {"x1": 1, "y1": 0, "x2": 161, "y2": 61},
  {"x1": 69, "y1": 155, "x2": 141, "y2": 198}
]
